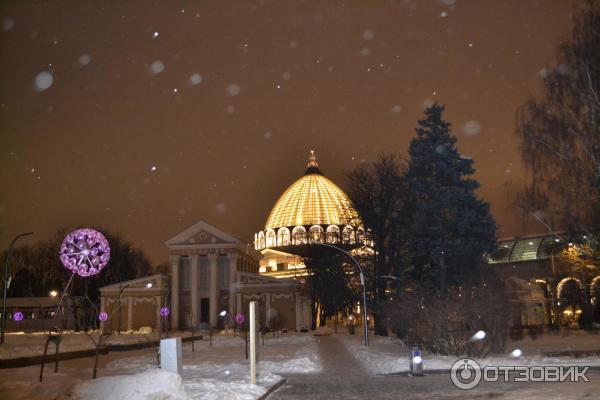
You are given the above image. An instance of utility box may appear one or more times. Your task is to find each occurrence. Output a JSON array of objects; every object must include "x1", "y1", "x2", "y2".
[
  {"x1": 409, "y1": 345, "x2": 423, "y2": 376},
  {"x1": 160, "y1": 337, "x2": 182, "y2": 375}
]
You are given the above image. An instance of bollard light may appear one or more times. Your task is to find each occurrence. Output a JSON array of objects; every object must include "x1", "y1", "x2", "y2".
[{"x1": 409, "y1": 345, "x2": 424, "y2": 376}]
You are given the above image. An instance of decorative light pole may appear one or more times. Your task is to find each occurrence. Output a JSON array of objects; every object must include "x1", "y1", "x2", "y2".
[
  {"x1": 309, "y1": 242, "x2": 369, "y2": 346},
  {"x1": 1, "y1": 231, "x2": 34, "y2": 345},
  {"x1": 40, "y1": 228, "x2": 110, "y2": 382}
]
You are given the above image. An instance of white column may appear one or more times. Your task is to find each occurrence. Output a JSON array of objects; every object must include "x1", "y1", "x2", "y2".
[
  {"x1": 190, "y1": 254, "x2": 199, "y2": 327},
  {"x1": 127, "y1": 296, "x2": 133, "y2": 331},
  {"x1": 265, "y1": 293, "x2": 271, "y2": 326},
  {"x1": 209, "y1": 254, "x2": 218, "y2": 327},
  {"x1": 170, "y1": 255, "x2": 180, "y2": 330},
  {"x1": 295, "y1": 292, "x2": 302, "y2": 332},
  {"x1": 227, "y1": 254, "x2": 238, "y2": 315}
]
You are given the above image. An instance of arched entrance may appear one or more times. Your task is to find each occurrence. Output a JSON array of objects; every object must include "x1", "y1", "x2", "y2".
[
  {"x1": 557, "y1": 277, "x2": 584, "y2": 327},
  {"x1": 591, "y1": 276, "x2": 600, "y2": 324}
]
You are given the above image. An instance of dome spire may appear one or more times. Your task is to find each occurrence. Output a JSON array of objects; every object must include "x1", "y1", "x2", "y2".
[{"x1": 305, "y1": 149, "x2": 322, "y2": 175}]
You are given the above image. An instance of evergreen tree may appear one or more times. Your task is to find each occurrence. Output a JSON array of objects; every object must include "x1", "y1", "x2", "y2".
[{"x1": 405, "y1": 104, "x2": 496, "y2": 291}]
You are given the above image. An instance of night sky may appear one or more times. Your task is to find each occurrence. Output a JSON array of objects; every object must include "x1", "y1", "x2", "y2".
[{"x1": 0, "y1": 1, "x2": 574, "y2": 264}]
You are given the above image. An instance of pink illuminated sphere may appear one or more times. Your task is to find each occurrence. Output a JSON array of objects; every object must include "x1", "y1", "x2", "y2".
[
  {"x1": 59, "y1": 228, "x2": 110, "y2": 277},
  {"x1": 98, "y1": 312, "x2": 108, "y2": 322},
  {"x1": 13, "y1": 312, "x2": 24, "y2": 322}
]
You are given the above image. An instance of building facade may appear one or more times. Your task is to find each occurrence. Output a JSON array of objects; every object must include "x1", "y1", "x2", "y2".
[
  {"x1": 165, "y1": 220, "x2": 310, "y2": 331},
  {"x1": 487, "y1": 233, "x2": 600, "y2": 328}
]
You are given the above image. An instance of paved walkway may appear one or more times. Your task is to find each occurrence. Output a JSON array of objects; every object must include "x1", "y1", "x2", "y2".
[{"x1": 269, "y1": 335, "x2": 600, "y2": 400}]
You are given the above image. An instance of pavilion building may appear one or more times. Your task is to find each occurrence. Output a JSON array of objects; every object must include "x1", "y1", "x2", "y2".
[{"x1": 255, "y1": 151, "x2": 370, "y2": 278}]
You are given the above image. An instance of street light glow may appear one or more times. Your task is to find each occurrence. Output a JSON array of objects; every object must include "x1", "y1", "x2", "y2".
[
  {"x1": 470, "y1": 330, "x2": 486, "y2": 341},
  {"x1": 49, "y1": 290, "x2": 58, "y2": 297}
]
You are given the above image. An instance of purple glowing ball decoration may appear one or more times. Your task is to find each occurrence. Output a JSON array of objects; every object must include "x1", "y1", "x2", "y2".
[
  {"x1": 235, "y1": 313, "x2": 245, "y2": 324},
  {"x1": 13, "y1": 312, "x2": 24, "y2": 322},
  {"x1": 160, "y1": 307, "x2": 170, "y2": 318},
  {"x1": 98, "y1": 312, "x2": 108, "y2": 322},
  {"x1": 59, "y1": 228, "x2": 110, "y2": 277}
]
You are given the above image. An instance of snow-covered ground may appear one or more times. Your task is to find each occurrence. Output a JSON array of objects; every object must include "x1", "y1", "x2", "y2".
[
  {"x1": 0, "y1": 332, "x2": 321, "y2": 400},
  {"x1": 0, "y1": 329, "x2": 178, "y2": 360},
  {"x1": 340, "y1": 332, "x2": 600, "y2": 375}
]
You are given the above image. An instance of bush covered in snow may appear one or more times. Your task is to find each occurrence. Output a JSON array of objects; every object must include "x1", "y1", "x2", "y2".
[{"x1": 386, "y1": 276, "x2": 513, "y2": 357}]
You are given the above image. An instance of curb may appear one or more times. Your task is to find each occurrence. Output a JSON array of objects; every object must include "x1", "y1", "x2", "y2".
[
  {"x1": 258, "y1": 378, "x2": 287, "y2": 400},
  {"x1": 0, "y1": 335, "x2": 203, "y2": 369}
]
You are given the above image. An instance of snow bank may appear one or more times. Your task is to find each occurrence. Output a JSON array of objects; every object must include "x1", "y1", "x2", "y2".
[
  {"x1": 340, "y1": 334, "x2": 600, "y2": 375},
  {"x1": 68, "y1": 369, "x2": 190, "y2": 400}
]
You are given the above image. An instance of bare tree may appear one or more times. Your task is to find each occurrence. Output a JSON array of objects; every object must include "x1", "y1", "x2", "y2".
[
  {"x1": 347, "y1": 153, "x2": 408, "y2": 335},
  {"x1": 517, "y1": 1, "x2": 600, "y2": 229}
]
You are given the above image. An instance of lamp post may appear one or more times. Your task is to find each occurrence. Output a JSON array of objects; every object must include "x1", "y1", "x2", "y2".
[
  {"x1": 309, "y1": 242, "x2": 369, "y2": 346},
  {"x1": 1, "y1": 231, "x2": 34, "y2": 345}
]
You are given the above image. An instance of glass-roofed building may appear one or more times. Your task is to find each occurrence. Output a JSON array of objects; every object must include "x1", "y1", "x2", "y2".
[{"x1": 487, "y1": 233, "x2": 600, "y2": 329}]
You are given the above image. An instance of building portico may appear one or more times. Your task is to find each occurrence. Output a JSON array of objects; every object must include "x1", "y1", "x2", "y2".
[{"x1": 165, "y1": 220, "x2": 310, "y2": 331}]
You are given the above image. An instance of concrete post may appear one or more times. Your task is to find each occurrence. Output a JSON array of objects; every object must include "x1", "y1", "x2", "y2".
[{"x1": 160, "y1": 337, "x2": 182, "y2": 375}]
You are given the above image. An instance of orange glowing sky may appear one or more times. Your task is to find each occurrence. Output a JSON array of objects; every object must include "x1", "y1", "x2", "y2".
[{"x1": 0, "y1": 0, "x2": 574, "y2": 264}]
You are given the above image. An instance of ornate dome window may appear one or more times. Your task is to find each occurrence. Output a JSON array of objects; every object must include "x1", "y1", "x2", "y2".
[
  {"x1": 342, "y1": 226, "x2": 355, "y2": 245},
  {"x1": 326, "y1": 225, "x2": 340, "y2": 244},
  {"x1": 292, "y1": 226, "x2": 307, "y2": 245},
  {"x1": 309, "y1": 225, "x2": 325, "y2": 243},
  {"x1": 277, "y1": 227, "x2": 290, "y2": 246}
]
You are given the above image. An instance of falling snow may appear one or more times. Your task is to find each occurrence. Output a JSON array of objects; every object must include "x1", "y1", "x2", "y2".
[
  {"x1": 78, "y1": 53, "x2": 91, "y2": 66},
  {"x1": 150, "y1": 60, "x2": 165, "y2": 74},
  {"x1": 189, "y1": 73, "x2": 203, "y2": 85},
  {"x1": 362, "y1": 29, "x2": 375, "y2": 41},
  {"x1": 33, "y1": 71, "x2": 53, "y2": 92},
  {"x1": 2, "y1": 18, "x2": 14, "y2": 31},
  {"x1": 461, "y1": 120, "x2": 482, "y2": 136},
  {"x1": 227, "y1": 83, "x2": 241, "y2": 96}
]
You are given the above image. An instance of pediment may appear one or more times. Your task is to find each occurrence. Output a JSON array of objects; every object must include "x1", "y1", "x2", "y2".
[{"x1": 165, "y1": 220, "x2": 240, "y2": 247}]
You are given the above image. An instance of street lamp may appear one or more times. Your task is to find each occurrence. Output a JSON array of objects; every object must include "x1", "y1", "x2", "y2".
[
  {"x1": 1, "y1": 231, "x2": 34, "y2": 345},
  {"x1": 49, "y1": 290, "x2": 58, "y2": 298},
  {"x1": 308, "y1": 242, "x2": 369, "y2": 346}
]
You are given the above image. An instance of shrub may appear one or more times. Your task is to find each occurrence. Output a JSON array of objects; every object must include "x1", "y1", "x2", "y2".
[{"x1": 386, "y1": 275, "x2": 512, "y2": 357}]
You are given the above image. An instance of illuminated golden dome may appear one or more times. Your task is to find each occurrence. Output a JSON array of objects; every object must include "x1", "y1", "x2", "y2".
[
  {"x1": 266, "y1": 151, "x2": 359, "y2": 228},
  {"x1": 255, "y1": 151, "x2": 365, "y2": 251}
]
